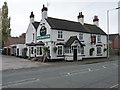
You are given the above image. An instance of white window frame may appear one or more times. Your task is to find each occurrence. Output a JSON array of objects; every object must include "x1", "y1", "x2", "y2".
[
  {"x1": 31, "y1": 47, "x2": 34, "y2": 54},
  {"x1": 58, "y1": 31, "x2": 63, "y2": 39},
  {"x1": 81, "y1": 46, "x2": 84, "y2": 55},
  {"x1": 33, "y1": 33, "x2": 34, "y2": 41},
  {"x1": 79, "y1": 33, "x2": 83, "y2": 41},
  {"x1": 36, "y1": 47, "x2": 43, "y2": 56},
  {"x1": 57, "y1": 45, "x2": 63, "y2": 56},
  {"x1": 97, "y1": 47, "x2": 101, "y2": 55},
  {"x1": 78, "y1": 46, "x2": 81, "y2": 54},
  {"x1": 97, "y1": 35, "x2": 101, "y2": 42}
]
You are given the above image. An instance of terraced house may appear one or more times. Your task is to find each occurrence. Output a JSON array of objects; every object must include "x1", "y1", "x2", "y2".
[{"x1": 26, "y1": 5, "x2": 107, "y2": 61}]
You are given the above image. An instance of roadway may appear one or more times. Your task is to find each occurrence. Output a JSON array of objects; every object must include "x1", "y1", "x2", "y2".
[{"x1": 2, "y1": 60, "x2": 119, "y2": 88}]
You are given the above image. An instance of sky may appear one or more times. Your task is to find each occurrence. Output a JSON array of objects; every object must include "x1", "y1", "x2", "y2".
[{"x1": 0, "y1": 0, "x2": 120, "y2": 37}]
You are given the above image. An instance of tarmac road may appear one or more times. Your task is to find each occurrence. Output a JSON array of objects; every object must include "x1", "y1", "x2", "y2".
[{"x1": 2, "y1": 60, "x2": 119, "y2": 88}]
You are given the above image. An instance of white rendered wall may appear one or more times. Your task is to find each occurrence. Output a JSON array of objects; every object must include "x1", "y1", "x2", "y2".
[
  {"x1": 26, "y1": 24, "x2": 36, "y2": 44},
  {"x1": 37, "y1": 19, "x2": 51, "y2": 43},
  {"x1": 16, "y1": 44, "x2": 25, "y2": 56},
  {"x1": 51, "y1": 30, "x2": 107, "y2": 58}
]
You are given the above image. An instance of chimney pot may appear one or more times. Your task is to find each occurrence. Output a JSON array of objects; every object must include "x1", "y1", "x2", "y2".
[
  {"x1": 93, "y1": 15, "x2": 99, "y2": 26},
  {"x1": 77, "y1": 12, "x2": 84, "y2": 25}
]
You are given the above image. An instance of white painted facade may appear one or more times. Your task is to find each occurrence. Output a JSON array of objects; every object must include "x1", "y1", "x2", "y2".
[
  {"x1": 25, "y1": 5, "x2": 107, "y2": 61},
  {"x1": 16, "y1": 44, "x2": 26, "y2": 57}
]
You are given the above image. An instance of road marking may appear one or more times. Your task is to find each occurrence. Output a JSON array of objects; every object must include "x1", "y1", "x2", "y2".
[
  {"x1": 109, "y1": 84, "x2": 119, "y2": 88},
  {"x1": 88, "y1": 68, "x2": 92, "y2": 71},
  {"x1": 2, "y1": 78, "x2": 40, "y2": 88},
  {"x1": 102, "y1": 66, "x2": 106, "y2": 68}
]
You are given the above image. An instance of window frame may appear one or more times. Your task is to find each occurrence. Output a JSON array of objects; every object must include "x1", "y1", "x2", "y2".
[
  {"x1": 81, "y1": 46, "x2": 84, "y2": 55},
  {"x1": 58, "y1": 31, "x2": 63, "y2": 39},
  {"x1": 97, "y1": 46, "x2": 102, "y2": 55},
  {"x1": 31, "y1": 47, "x2": 34, "y2": 54},
  {"x1": 79, "y1": 33, "x2": 83, "y2": 41},
  {"x1": 57, "y1": 45, "x2": 63, "y2": 56},
  {"x1": 36, "y1": 47, "x2": 43, "y2": 55},
  {"x1": 33, "y1": 33, "x2": 34, "y2": 41},
  {"x1": 97, "y1": 35, "x2": 101, "y2": 42}
]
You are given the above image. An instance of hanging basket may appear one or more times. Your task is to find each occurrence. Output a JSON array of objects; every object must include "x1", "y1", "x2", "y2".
[
  {"x1": 104, "y1": 48, "x2": 107, "y2": 52},
  {"x1": 90, "y1": 48, "x2": 94, "y2": 52},
  {"x1": 53, "y1": 46, "x2": 57, "y2": 53},
  {"x1": 43, "y1": 46, "x2": 48, "y2": 53}
]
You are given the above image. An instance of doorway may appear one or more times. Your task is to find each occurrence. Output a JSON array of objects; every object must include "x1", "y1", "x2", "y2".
[{"x1": 73, "y1": 49, "x2": 77, "y2": 61}]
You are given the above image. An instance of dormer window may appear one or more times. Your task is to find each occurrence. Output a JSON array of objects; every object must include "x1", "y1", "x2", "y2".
[
  {"x1": 79, "y1": 33, "x2": 83, "y2": 41},
  {"x1": 58, "y1": 31, "x2": 63, "y2": 39}
]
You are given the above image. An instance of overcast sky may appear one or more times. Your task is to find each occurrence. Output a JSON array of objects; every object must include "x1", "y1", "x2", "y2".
[{"x1": 0, "y1": 0, "x2": 120, "y2": 37}]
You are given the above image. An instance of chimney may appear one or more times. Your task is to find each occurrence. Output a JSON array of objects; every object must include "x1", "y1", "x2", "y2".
[
  {"x1": 93, "y1": 15, "x2": 99, "y2": 27},
  {"x1": 77, "y1": 12, "x2": 84, "y2": 25},
  {"x1": 41, "y1": 4, "x2": 48, "y2": 20},
  {"x1": 30, "y1": 12, "x2": 34, "y2": 23}
]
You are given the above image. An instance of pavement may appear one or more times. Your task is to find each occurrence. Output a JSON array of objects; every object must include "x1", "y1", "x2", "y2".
[
  {"x1": 1, "y1": 55, "x2": 51, "y2": 72},
  {"x1": 1, "y1": 54, "x2": 119, "y2": 72}
]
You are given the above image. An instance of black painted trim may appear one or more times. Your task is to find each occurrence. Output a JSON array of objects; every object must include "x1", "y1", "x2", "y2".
[
  {"x1": 96, "y1": 44, "x2": 102, "y2": 47},
  {"x1": 57, "y1": 39, "x2": 64, "y2": 41},
  {"x1": 97, "y1": 42, "x2": 102, "y2": 43}
]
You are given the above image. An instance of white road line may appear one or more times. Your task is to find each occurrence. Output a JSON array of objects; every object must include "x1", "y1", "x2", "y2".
[
  {"x1": 102, "y1": 66, "x2": 106, "y2": 68},
  {"x1": 2, "y1": 78, "x2": 40, "y2": 88},
  {"x1": 109, "y1": 84, "x2": 119, "y2": 88},
  {"x1": 88, "y1": 68, "x2": 92, "y2": 71}
]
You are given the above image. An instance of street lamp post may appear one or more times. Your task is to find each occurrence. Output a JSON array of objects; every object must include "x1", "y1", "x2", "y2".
[{"x1": 107, "y1": 7, "x2": 120, "y2": 58}]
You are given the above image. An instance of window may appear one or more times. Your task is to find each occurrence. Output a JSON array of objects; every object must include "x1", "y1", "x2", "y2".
[
  {"x1": 97, "y1": 47, "x2": 101, "y2": 55},
  {"x1": 58, "y1": 46, "x2": 63, "y2": 55},
  {"x1": 97, "y1": 35, "x2": 101, "y2": 42},
  {"x1": 81, "y1": 47, "x2": 84, "y2": 54},
  {"x1": 79, "y1": 33, "x2": 83, "y2": 41},
  {"x1": 69, "y1": 47, "x2": 72, "y2": 53},
  {"x1": 37, "y1": 47, "x2": 42, "y2": 55},
  {"x1": 78, "y1": 46, "x2": 81, "y2": 53},
  {"x1": 31, "y1": 47, "x2": 34, "y2": 54},
  {"x1": 58, "y1": 31, "x2": 63, "y2": 39},
  {"x1": 65, "y1": 48, "x2": 69, "y2": 53},
  {"x1": 33, "y1": 33, "x2": 34, "y2": 41}
]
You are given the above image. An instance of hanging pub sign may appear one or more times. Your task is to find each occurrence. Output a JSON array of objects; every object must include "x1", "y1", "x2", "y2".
[
  {"x1": 40, "y1": 26, "x2": 47, "y2": 36},
  {"x1": 91, "y1": 36, "x2": 96, "y2": 44}
]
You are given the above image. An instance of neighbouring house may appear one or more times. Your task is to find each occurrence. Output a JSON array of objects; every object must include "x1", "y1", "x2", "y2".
[
  {"x1": 3, "y1": 33, "x2": 26, "y2": 56},
  {"x1": 118, "y1": 1, "x2": 120, "y2": 34},
  {"x1": 25, "y1": 5, "x2": 107, "y2": 61},
  {"x1": 109, "y1": 33, "x2": 120, "y2": 55},
  {"x1": 109, "y1": 33, "x2": 120, "y2": 49}
]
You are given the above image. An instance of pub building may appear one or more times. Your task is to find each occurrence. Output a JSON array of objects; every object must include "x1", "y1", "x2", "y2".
[{"x1": 26, "y1": 5, "x2": 107, "y2": 61}]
